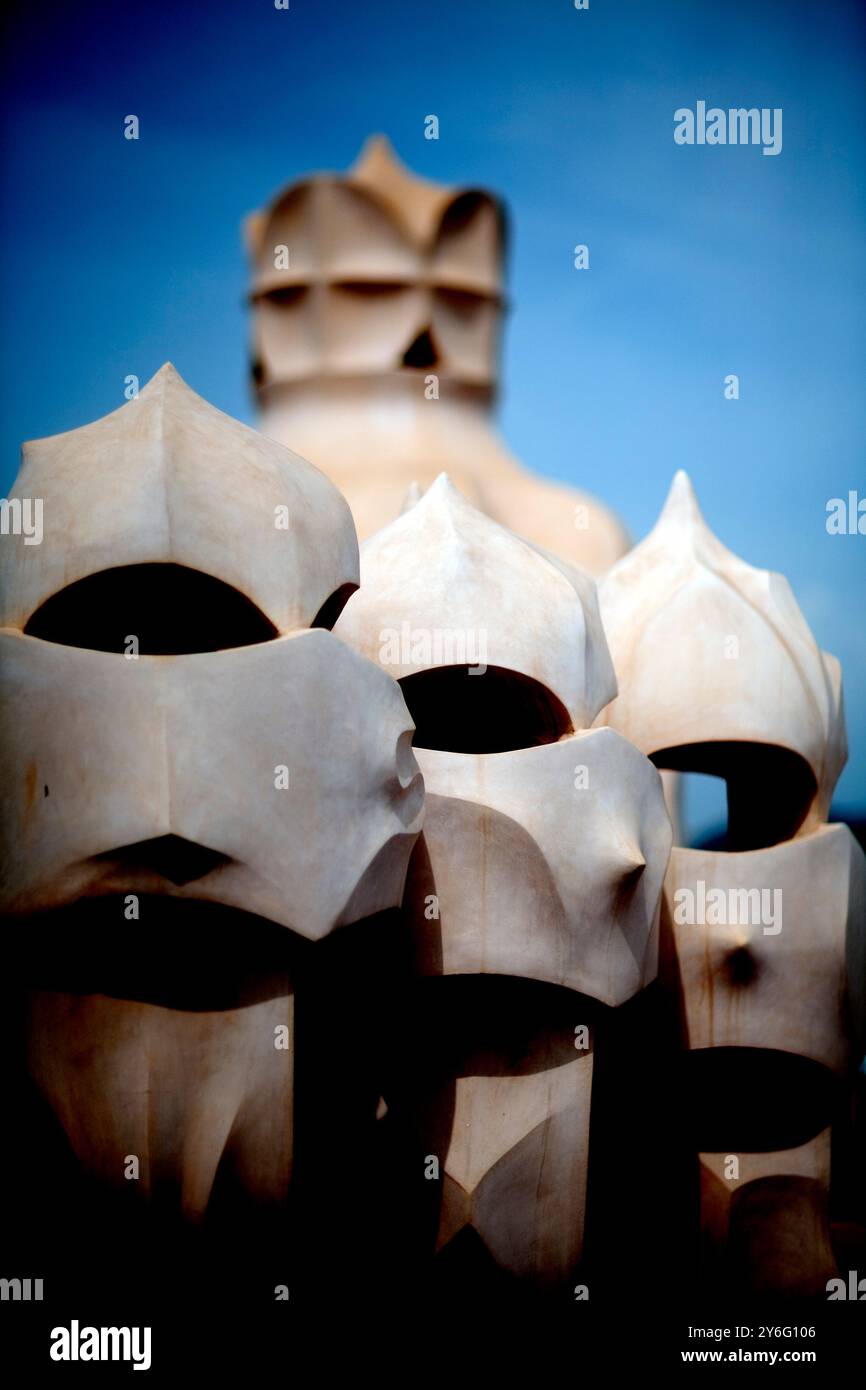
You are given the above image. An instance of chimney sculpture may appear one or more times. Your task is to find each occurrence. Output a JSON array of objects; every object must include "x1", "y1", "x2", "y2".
[
  {"x1": 0, "y1": 366, "x2": 424, "y2": 1244},
  {"x1": 334, "y1": 475, "x2": 672, "y2": 1287},
  {"x1": 245, "y1": 136, "x2": 628, "y2": 573},
  {"x1": 597, "y1": 471, "x2": 866, "y2": 1296},
  {"x1": 0, "y1": 161, "x2": 860, "y2": 1312}
]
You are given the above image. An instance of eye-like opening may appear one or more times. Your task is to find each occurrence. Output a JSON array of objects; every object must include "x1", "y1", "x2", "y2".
[
  {"x1": 331, "y1": 280, "x2": 408, "y2": 296},
  {"x1": 259, "y1": 285, "x2": 309, "y2": 307},
  {"x1": 399, "y1": 665, "x2": 573, "y2": 754},
  {"x1": 652, "y1": 741, "x2": 816, "y2": 851},
  {"x1": 24, "y1": 563, "x2": 279, "y2": 654},
  {"x1": 310, "y1": 582, "x2": 358, "y2": 631},
  {"x1": 434, "y1": 286, "x2": 489, "y2": 314},
  {"x1": 683, "y1": 1047, "x2": 837, "y2": 1152}
]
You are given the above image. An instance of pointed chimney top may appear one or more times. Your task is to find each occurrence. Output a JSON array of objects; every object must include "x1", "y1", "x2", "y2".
[
  {"x1": 349, "y1": 134, "x2": 460, "y2": 244},
  {"x1": 656, "y1": 469, "x2": 705, "y2": 531}
]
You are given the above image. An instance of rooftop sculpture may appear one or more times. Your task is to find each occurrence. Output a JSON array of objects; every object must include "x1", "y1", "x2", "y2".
[
  {"x1": 245, "y1": 136, "x2": 629, "y2": 573},
  {"x1": 0, "y1": 139, "x2": 861, "y2": 1312}
]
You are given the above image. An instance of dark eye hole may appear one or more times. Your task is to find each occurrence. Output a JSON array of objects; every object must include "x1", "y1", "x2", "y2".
[
  {"x1": 260, "y1": 285, "x2": 308, "y2": 307},
  {"x1": 652, "y1": 742, "x2": 817, "y2": 851},
  {"x1": 399, "y1": 665, "x2": 573, "y2": 754},
  {"x1": 683, "y1": 1048, "x2": 837, "y2": 1152},
  {"x1": 24, "y1": 563, "x2": 279, "y2": 654},
  {"x1": 435, "y1": 287, "x2": 487, "y2": 313},
  {"x1": 331, "y1": 280, "x2": 407, "y2": 295}
]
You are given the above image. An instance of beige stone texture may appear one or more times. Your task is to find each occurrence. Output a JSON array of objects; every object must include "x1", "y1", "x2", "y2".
[
  {"x1": 598, "y1": 470, "x2": 846, "y2": 834},
  {"x1": 407, "y1": 733, "x2": 671, "y2": 1007},
  {"x1": 0, "y1": 363, "x2": 359, "y2": 635},
  {"x1": 334, "y1": 472, "x2": 617, "y2": 730},
  {"x1": 0, "y1": 627, "x2": 423, "y2": 937},
  {"x1": 246, "y1": 136, "x2": 629, "y2": 572},
  {"x1": 661, "y1": 826, "x2": 866, "y2": 1074}
]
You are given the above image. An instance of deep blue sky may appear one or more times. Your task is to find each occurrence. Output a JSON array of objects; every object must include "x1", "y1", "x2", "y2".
[{"x1": 1, "y1": 0, "x2": 864, "y2": 826}]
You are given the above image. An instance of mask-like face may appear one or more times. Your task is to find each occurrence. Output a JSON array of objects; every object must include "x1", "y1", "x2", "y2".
[
  {"x1": 598, "y1": 470, "x2": 846, "y2": 845},
  {"x1": 0, "y1": 629, "x2": 422, "y2": 932},
  {"x1": 657, "y1": 762, "x2": 864, "y2": 1294},
  {"x1": 0, "y1": 364, "x2": 360, "y2": 640},
  {"x1": 336, "y1": 479, "x2": 672, "y2": 1286},
  {"x1": 397, "y1": 737, "x2": 668, "y2": 1285},
  {"x1": 246, "y1": 137, "x2": 505, "y2": 395},
  {"x1": 0, "y1": 366, "x2": 424, "y2": 1253},
  {"x1": 406, "y1": 736, "x2": 670, "y2": 1004},
  {"x1": 334, "y1": 471, "x2": 617, "y2": 737},
  {"x1": 662, "y1": 827, "x2": 865, "y2": 1075},
  {"x1": 598, "y1": 469, "x2": 862, "y2": 1295}
]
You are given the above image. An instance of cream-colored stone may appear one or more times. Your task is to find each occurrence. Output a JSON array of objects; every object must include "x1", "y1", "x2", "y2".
[
  {"x1": 332, "y1": 461, "x2": 666, "y2": 1282},
  {"x1": 700, "y1": 1131, "x2": 838, "y2": 1296},
  {"x1": 598, "y1": 470, "x2": 845, "y2": 835},
  {"x1": 0, "y1": 628, "x2": 423, "y2": 936},
  {"x1": 0, "y1": 368, "x2": 419, "y2": 1233},
  {"x1": 406, "y1": 731, "x2": 672, "y2": 1006},
  {"x1": 0, "y1": 363, "x2": 359, "y2": 634},
  {"x1": 661, "y1": 825, "x2": 866, "y2": 1073},
  {"x1": 435, "y1": 1052, "x2": 593, "y2": 1285},
  {"x1": 334, "y1": 473, "x2": 616, "y2": 731},
  {"x1": 701, "y1": 1130, "x2": 829, "y2": 1226},
  {"x1": 26, "y1": 989, "x2": 293, "y2": 1221},
  {"x1": 246, "y1": 137, "x2": 628, "y2": 572}
]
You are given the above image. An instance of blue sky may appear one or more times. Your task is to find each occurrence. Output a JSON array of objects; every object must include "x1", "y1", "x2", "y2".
[{"x1": 2, "y1": 0, "x2": 864, "y2": 825}]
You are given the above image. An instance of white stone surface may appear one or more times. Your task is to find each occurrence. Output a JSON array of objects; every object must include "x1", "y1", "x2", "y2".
[
  {"x1": 0, "y1": 627, "x2": 423, "y2": 936},
  {"x1": 335, "y1": 473, "x2": 617, "y2": 730},
  {"x1": 597, "y1": 470, "x2": 846, "y2": 827},
  {"x1": 406, "y1": 731, "x2": 672, "y2": 1006},
  {"x1": 661, "y1": 824, "x2": 866, "y2": 1073},
  {"x1": 247, "y1": 137, "x2": 629, "y2": 571},
  {"x1": 0, "y1": 363, "x2": 359, "y2": 634}
]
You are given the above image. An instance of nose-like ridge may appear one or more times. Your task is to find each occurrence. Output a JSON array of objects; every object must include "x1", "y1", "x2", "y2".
[
  {"x1": 92, "y1": 835, "x2": 231, "y2": 887},
  {"x1": 390, "y1": 730, "x2": 425, "y2": 829},
  {"x1": 608, "y1": 844, "x2": 646, "y2": 882}
]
